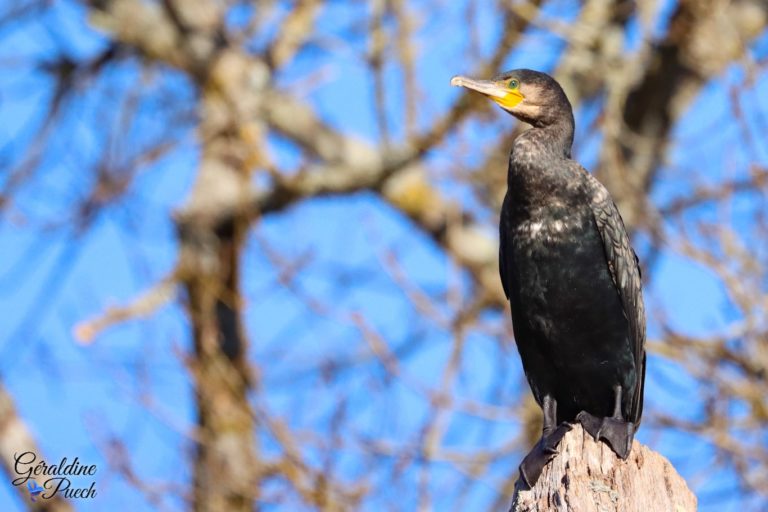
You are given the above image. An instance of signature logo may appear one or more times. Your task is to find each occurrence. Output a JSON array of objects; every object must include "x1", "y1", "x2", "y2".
[{"x1": 12, "y1": 452, "x2": 97, "y2": 501}]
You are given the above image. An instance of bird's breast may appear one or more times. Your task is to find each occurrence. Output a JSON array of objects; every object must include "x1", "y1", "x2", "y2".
[{"x1": 513, "y1": 209, "x2": 590, "y2": 247}]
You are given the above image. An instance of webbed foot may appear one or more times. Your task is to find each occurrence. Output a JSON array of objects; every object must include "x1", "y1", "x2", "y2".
[
  {"x1": 518, "y1": 422, "x2": 572, "y2": 489},
  {"x1": 576, "y1": 411, "x2": 634, "y2": 459}
]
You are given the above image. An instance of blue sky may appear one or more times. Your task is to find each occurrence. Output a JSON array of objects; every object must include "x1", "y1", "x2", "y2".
[{"x1": 0, "y1": 0, "x2": 766, "y2": 510}]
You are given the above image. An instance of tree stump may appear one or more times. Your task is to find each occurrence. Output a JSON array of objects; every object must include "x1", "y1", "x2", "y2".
[{"x1": 510, "y1": 424, "x2": 697, "y2": 512}]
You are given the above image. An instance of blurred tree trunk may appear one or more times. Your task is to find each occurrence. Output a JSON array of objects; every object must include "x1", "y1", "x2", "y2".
[
  {"x1": 0, "y1": 385, "x2": 74, "y2": 512},
  {"x1": 596, "y1": 0, "x2": 767, "y2": 225},
  {"x1": 178, "y1": 209, "x2": 257, "y2": 512},
  {"x1": 176, "y1": 49, "x2": 264, "y2": 512},
  {"x1": 510, "y1": 425, "x2": 697, "y2": 512}
]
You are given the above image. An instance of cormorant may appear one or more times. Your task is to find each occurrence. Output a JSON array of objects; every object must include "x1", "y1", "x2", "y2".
[{"x1": 451, "y1": 70, "x2": 646, "y2": 488}]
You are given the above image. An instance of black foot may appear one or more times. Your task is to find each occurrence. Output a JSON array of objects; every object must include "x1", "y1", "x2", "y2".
[
  {"x1": 576, "y1": 411, "x2": 634, "y2": 459},
  {"x1": 519, "y1": 423, "x2": 572, "y2": 489}
]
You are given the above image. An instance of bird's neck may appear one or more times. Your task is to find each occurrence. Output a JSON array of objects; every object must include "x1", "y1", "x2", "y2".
[
  {"x1": 507, "y1": 116, "x2": 577, "y2": 205},
  {"x1": 531, "y1": 111, "x2": 574, "y2": 152},
  {"x1": 510, "y1": 111, "x2": 574, "y2": 164}
]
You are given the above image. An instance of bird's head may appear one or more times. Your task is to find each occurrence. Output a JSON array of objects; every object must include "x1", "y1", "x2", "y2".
[{"x1": 450, "y1": 69, "x2": 571, "y2": 127}]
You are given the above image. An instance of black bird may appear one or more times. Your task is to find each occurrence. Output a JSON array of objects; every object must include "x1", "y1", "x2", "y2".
[{"x1": 451, "y1": 70, "x2": 646, "y2": 487}]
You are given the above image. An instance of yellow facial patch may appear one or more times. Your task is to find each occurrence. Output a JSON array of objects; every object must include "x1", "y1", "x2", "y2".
[{"x1": 492, "y1": 90, "x2": 524, "y2": 110}]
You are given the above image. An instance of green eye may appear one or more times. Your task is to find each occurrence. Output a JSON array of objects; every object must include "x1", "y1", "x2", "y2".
[{"x1": 508, "y1": 79, "x2": 519, "y2": 89}]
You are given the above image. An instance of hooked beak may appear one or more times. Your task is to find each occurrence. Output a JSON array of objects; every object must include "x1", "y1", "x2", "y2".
[{"x1": 451, "y1": 75, "x2": 523, "y2": 110}]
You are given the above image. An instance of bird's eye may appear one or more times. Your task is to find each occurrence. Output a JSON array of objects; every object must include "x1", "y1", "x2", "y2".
[{"x1": 508, "y1": 79, "x2": 519, "y2": 90}]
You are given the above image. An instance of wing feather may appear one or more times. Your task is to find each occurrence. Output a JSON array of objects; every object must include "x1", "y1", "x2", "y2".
[
  {"x1": 499, "y1": 193, "x2": 511, "y2": 299},
  {"x1": 585, "y1": 172, "x2": 646, "y2": 425}
]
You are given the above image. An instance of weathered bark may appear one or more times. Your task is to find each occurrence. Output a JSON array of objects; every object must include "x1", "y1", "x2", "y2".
[{"x1": 510, "y1": 424, "x2": 697, "y2": 512}]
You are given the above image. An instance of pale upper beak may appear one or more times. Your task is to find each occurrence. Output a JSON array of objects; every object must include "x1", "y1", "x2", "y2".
[
  {"x1": 450, "y1": 75, "x2": 507, "y2": 98},
  {"x1": 451, "y1": 75, "x2": 525, "y2": 111}
]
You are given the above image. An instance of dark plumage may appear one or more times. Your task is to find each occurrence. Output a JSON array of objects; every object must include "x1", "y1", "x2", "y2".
[{"x1": 451, "y1": 69, "x2": 646, "y2": 487}]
